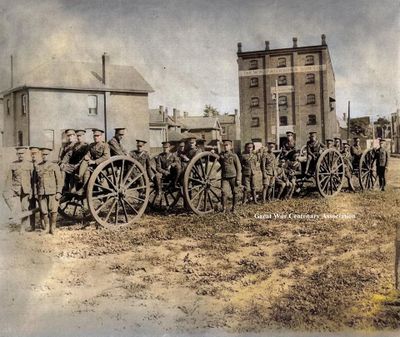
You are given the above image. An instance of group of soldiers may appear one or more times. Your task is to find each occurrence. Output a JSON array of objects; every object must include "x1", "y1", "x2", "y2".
[{"x1": 3, "y1": 127, "x2": 390, "y2": 229}]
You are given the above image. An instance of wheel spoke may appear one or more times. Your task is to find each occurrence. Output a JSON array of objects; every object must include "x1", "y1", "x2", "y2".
[
  {"x1": 196, "y1": 189, "x2": 205, "y2": 209},
  {"x1": 191, "y1": 186, "x2": 205, "y2": 202},
  {"x1": 125, "y1": 173, "x2": 144, "y2": 189},
  {"x1": 120, "y1": 199, "x2": 128, "y2": 223},
  {"x1": 95, "y1": 197, "x2": 113, "y2": 213},
  {"x1": 93, "y1": 183, "x2": 114, "y2": 192},
  {"x1": 123, "y1": 198, "x2": 139, "y2": 215},
  {"x1": 104, "y1": 199, "x2": 117, "y2": 222},
  {"x1": 92, "y1": 191, "x2": 118, "y2": 200},
  {"x1": 189, "y1": 177, "x2": 205, "y2": 185},
  {"x1": 115, "y1": 199, "x2": 120, "y2": 225},
  {"x1": 122, "y1": 164, "x2": 135, "y2": 186},
  {"x1": 99, "y1": 170, "x2": 118, "y2": 190}
]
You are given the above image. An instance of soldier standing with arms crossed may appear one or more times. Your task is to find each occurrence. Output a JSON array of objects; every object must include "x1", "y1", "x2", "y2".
[
  {"x1": 35, "y1": 148, "x2": 63, "y2": 234},
  {"x1": 2, "y1": 147, "x2": 33, "y2": 231},
  {"x1": 219, "y1": 139, "x2": 241, "y2": 213},
  {"x1": 375, "y1": 138, "x2": 389, "y2": 191},
  {"x1": 240, "y1": 142, "x2": 258, "y2": 204}
]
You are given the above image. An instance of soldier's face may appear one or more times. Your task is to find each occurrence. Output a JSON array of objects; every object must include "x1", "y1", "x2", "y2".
[
  {"x1": 189, "y1": 141, "x2": 196, "y2": 149},
  {"x1": 31, "y1": 153, "x2": 39, "y2": 162},
  {"x1": 42, "y1": 153, "x2": 49, "y2": 162},
  {"x1": 287, "y1": 135, "x2": 293, "y2": 141},
  {"x1": 355, "y1": 140, "x2": 360, "y2": 145},
  {"x1": 245, "y1": 144, "x2": 253, "y2": 152},
  {"x1": 223, "y1": 143, "x2": 232, "y2": 151},
  {"x1": 162, "y1": 146, "x2": 170, "y2": 153},
  {"x1": 115, "y1": 132, "x2": 125, "y2": 141},
  {"x1": 17, "y1": 153, "x2": 24, "y2": 161},
  {"x1": 310, "y1": 135, "x2": 316, "y2": 142},
  {"x1": 267, "y1": 144, "x2": 275, "y2": 152},
  {"x1": 179, "y1": 144, "x2": 185, "y2": 151},
  {"x1": 67, "y1": 134, "x2": 76, "y2": 143},
  {"x1": 77, "y1": 134, "x2": 85, "y2": 143},
  {"x1": 137, "y1": 144, "x2": 143, "y2": 151},
  {"x1": 93, "y1": 134, "x2": 102, "y2": 143}
]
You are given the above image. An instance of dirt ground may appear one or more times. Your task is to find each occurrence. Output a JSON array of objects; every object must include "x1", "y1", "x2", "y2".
[{"x1": 1, "y1": 159, "x2": 400, "y2": 337}]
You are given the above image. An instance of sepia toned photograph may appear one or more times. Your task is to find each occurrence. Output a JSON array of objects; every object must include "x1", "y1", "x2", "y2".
[{"x1": 0, "y1": 0, "x2": 399, "y2": 336}]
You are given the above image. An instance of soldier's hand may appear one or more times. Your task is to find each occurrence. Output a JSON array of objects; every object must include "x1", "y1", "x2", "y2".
[
  {"x1": 55, "y1": 192, "x2": 62, "y2": 201},
  {"x1": 235, "y1": 180, "x2": 240, "y2": 187},
  {"x1": 89, "y1": 160, "x2": 95, "y2": 165},
  {"x1": 84, "y1": 154, "x2": 90, "y2": 160}
]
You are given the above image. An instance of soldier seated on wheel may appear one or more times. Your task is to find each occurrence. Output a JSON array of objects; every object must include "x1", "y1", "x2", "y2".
[
  {"x1": 280, "y1": 131, "x2": 296, "y2": 160},
  {"x1": 333, "y1": 137, "x2": 342, "y2": 152},
  {"x1": 350, "y1": 137, "x2": 362, "y2": 171},
  {"x1": 186, "y1": 137, "x2": 202, "y2": 160},
  {"x1": 260, "y1": 141, "x2": 276, "y2": 203},
  {"x1": 275, "y1": 159, "x2": 289, "y2": 200},
  {"x1": 325, "y1": 139, "x2": 334, "y2": 149},
  {"x1": 155, "y1": 141, "x2": 182, "y2": 195},
  {"x1": 284, "y1": 150, "x2": 302, "y2": 199},
  {"x1": 305, "y1": 132, "x2": 326, "y2": 176},
  {"x1": 76, "y1": 128, "x2": 110, "y2": 194},
  {"x1": 130, "y1": 139, "x2": 153, "y2": 198},
  {"x1": 108, "y1": 128, "x2": 128, "y2": 156},
  {"x1": 341, "y1": 142, "x2": 353, "y2": 188},
  {"x1": 58, "y1": 129, "x2": 77, "y2": 193}
]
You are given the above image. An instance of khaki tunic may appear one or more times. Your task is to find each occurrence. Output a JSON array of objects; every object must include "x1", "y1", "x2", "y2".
[
  {"x1": 88, "y1": 142, "x2": 111, "y2": 165},
  {"x1": 108, "y1": 137, "x2": 127, "y2": 156},
  {"x1": 219, "y1": 151, "x2": 241, "y2": 180},
  {"x1": 130, "y1": 150, "x2": 153, "y2": 179}
]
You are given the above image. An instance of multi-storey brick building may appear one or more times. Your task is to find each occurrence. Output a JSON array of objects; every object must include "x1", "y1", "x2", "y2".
[{"x1": 237, "y1": 35, "x2": 337, "y2": 146}]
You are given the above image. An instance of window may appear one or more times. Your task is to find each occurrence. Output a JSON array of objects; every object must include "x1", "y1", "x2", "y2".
[
  {"x1": 308, "y1": 114, "x2": 317, "y2": 125},
  {"x1": 305, "y1": 55, "x2": 314, "y2": 65},
  {"x1": 278, "y1": 75, "x2": 287, "y2": 86},
  {"x1": 221, "y1": 126, "x2": 226, "y2": 135},
  {"x1": 279, "y1": 116, "x2": 288, "y2": 126},
  {"x1": 277, "y1": 58, "x2": 286, "y2": 68},
  {"x1": 21, "y1": 94, "x2": 28, "y2": 115},
  {"x1": 279, "y1": 106, "x2": 288, "y2": 114},
  {"x1": 251, "y1": 97, "x2": 259, "y2": 107},
  {"x1": 88, "y1": 95, "x2": 98, "y2": 115},
  {"x1": 251, "y1": 117, "x2": 260, "y2": 127},
  {"x1": 17, "y1": 131, "x2": 23, "y2": 146},
  {"x1": 250, "y1": 77, "x2": 259, "y2": 87},
  {"x1": 278, "y1": 95, "x2": 287, "y2": 106},
  {"x1": 249, "y1": 60, "x2": 258, "y2": 70},
  {"x1": 307, "y1": 94, "x2": 316, "y2": 105},
  {"x1": 306, "y1": 73, "x2": 315, "y2": 84},
  {"x1": 6, "y1": 99, "x2": 10, "y2": 115}
]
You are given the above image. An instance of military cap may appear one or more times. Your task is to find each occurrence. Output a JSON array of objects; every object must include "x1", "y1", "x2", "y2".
[
  {"x1": 333, "y1": 137, "x2": 341, "y2": 140},
  {"x1": 136, "y1": 139, "x2": 147, "y2": 145},
  {"x1": 161, "y1": 141, "x2": 171, "y2": 147},
  {"x1": 196, "y1": 139, "x2": 206, "y2": 144},
  {"x1": 15, "y1": 146, "x2": 27, "y2": 154},
  {"x1": 267, "y1": 141, "x2": 276, "y2": 145},
  {"x1": 40, "y1": 147, "x2": 53, "y2": 154},
  {"x1": 325, "y1": 139, "x2": 333, "y2": 142},
  {"x1": 286, "y1": 131, "x2": 295, "y2": 136},
  {"x1": 343, "y1": 142, "x2": 350, "y2": 147},
  {"x1": 222, "y1": 139, "x2": 233, "y2": 144},
  {"x1": 178, "y1": 141, "x2": 185, "y2": 146},
  {"x1": 379, "y1": 138, "x2": 385, "y2": 142},
  {"x1": 184, "y1": 136, "x2": 198, "y2": 142},
  {"x1": 92, "y1": 128, "x2": 104, "y2": 136},
  {"x1": 64, "y1": 129, "x2": 76, "y2": 136},
  {"x1": 309, "y1": 131, "x2": 317, "y2": 135},
  {"x1": 75, "y1": 129, "x2": 86, "y2": 136},
  {"x1": 353, "y1": 137, "x2": 360, "y2": 140},
  {"x1": 244, "y1": 142, "x2": 254, "y2": 147},
  {"x1": 29, "y1": 146, "x2": 40, "y2": 153},
  {"x1": 114, "y1": 128, "x2": 126, "y2": 134}
]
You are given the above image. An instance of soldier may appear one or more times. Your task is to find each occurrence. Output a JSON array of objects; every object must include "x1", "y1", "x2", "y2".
[
  {"x1": 305, "y1": 132, "x2": 325, "y2": 176},
  {"x1": 275, "y1": 158, "x2": 289, "y2": 200},
  {"x1": 219, "y1": 139, "x2": 241, "y2": 213},
  {"x1": 130, "y1": 139, "x2": 153, "y2": 180},
  {"x1": 29, "y1": 147, "x2": 41, "y2": 230},
  {"x1": 2, "y1": 147, "x2": 33, "y2": 230},
  {"x1": 375, "y1": 138, "x2": 389, "y2": 191},
  {"x1": 77, "y1": 128, "x2": 111, "y2": 194},
  {"x1": 240, "y1": 142, "x2": 258, "y2": 204},
  {"x1": 350, "y1": 137, "x2": 363, "y2": 170},
  {"x1": 333, "y1": 137, "x2": 342, "y2": 151},
  {"x1": 280, "y1": 131, "x2": 296, "y2": 159},
  {"x1": 284, "y1": 151, "x2": 302, "y2": 199},
  {"x1": 176, "y1": 140, "x2": 190, "y2": 169},
  {"x1": 260, "y1": 141, "x2": 276, "y2": 203},
  {"x1": 342, "y1": 142, "x2": 353, "y2": 189},
  {"x1": 325, "y1": 139, "x2": 334, "y2": 149},
  {"x1": 186, "y1": 137, "x2": 202, "y2": 160},
  {"x1": 58, "y1": 129, "x2": 76, "y2": 164},
  {"x1": 35, "y1": 148, "x2": 63, "y2": 234},
  {"x1": 155, "y1": 141, "x2": 182, "y2": 193},
  {"x1": 108, "y1": 128, "x2": 128, "y2": 156}
]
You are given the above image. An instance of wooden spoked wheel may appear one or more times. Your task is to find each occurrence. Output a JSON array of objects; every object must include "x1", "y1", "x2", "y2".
[
  {"x1": 58, "y1": 193, "x2": 90, "y2": 222},
  {"x1": 148, "y1": 180, "x2": 182, "y2": 211},
  {"x1": 359, "y1": 149, "x2": 377, "y2": 191},
  {"x1": 87, "y1": 156, "x2": 150, "y2": 227},
  {"x1": 183, "y1": 152, "x2": 221, "y2": 215},
  {"x1": 316, "y1": 148, "x2": 345, "y2": 197}
]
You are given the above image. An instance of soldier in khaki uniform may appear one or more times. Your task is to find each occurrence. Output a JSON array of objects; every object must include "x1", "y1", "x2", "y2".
[
  {"x1": 350, "y1": 137, "x2": 363, "y2": 171},
  {"x1": 155, "y1": 141, "x2": 182, "y2": 193},
  {"x1": 325, "y1": 139, "x2": 334, "y2": 149},
  {"x1": 186, "y1": 137, "x2": 202, "y2": 160},
  {"x1": 108, "y1": 128, "x2": 128, "y2": 156},
  {"x1": 36, "y1": 148, "x2": 63, "y2": 234},
  {"x1": 375, "y1": 138, "x2": 389, "y2": 191},
  {"x1": 333, "y1": 137, "x2": 342, "y2": 152},
  {"x1": 260, "y1": 142, "x2": 276, "y2": 203},
  {"x1": 2, "y1": 147, "x2": 33, "y2": 230},
  {"x1": 240, "y1": 142, "x2": 258, "y2": 204},
  {"x1": 275, "y1": 158, "x2": 289, "y2": 200},
  {"x1": 58, "y1": 129, "x2": 76, "y2": 164},
  {"x1": 29, "y1": 147, "x2": 41, "y2": 230},
  {"x1": 219, "y1": 139, "x2": 241, "y2": 212},
  {"x1": 77, "y1": 128, "x2": 111, "y2": 193},
  {"x1": 280, "y1": 131, "x2": 296, "y2": 159},
  {"x1": 342, "y1": 142, "x2": 353, "y2": 189},
  {"x1": 305, "y1": 132, "x2": 325, "y2": 176},
  {"x1": 284, "y1": 151, "x2": 301, "y2": 199},
  {"x1": 130, "y1": 139, "x2": 153, "y2": 180}
]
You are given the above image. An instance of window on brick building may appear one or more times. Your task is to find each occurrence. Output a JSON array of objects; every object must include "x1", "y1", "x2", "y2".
[
  {"x1": 221, "y1": 126, "x2": 226, "y2": 135},
  {"x1": 280, "y1": 116, "x2": 288, "y2": 126},
  {"x1": 17, "y1": 131, "x2": 23, "y2": 146},
  {"x1": 307, "y1": 94, "x2": 316, "y2": 105},
  {"x1": 88, "y1": 95, "x2": 98, "y2": 115},
  {"x1": 249, "y1": 60, "x2": 258, "y2": 70},
  {"x1": 305, "y1": 55, "x2": 314, "y2": 65},
  {"x1": 251, "y1": 117, "x2": 260, "y2": 127},
  {"x1": 6, "y1": 99, "x2": 10, "y2": 115},
  {"x1": 308, "y1": 114, "x2": 317, "y2": 125},
  {"x1": 306, "y1": 73, "x2": 315, "y2": 84},
  {"x1": 250, "y1": 77, "x2": 259, "y2": 87},
  {"x1": 251, "y1": 97, "x2": 259, "y2": 107},
  {"x1": 22, "y1": 94, "x2": 28, "y2": 115},
  {"x1": 278, "y1": 75, "x2": 287, "y2": 86},
  {"x1": 278, "y1": 95, "x2": 287, "y2": 106},
  {"x1": 277, "y1": 58, "x2": 286, "y2": 68}
]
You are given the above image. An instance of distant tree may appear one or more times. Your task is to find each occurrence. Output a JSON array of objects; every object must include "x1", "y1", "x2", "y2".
[
  {"x1": 203, "y1": 104, "x2": 220, "y2": 117},
  {"x1": 349, "y1": 118, "x2": 371, "y2": 137},
  {"x1": 374, "y1": 117, "x2": 391, "y2": 138}
]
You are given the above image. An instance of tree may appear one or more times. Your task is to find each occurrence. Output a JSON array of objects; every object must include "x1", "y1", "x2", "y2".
[
  {"x1": 374, "y1": 117, "x2": 391, "y2": 138},
  {"x1": 349, "y1": 117, "x2": 372, "y2": 137},
  {"x1": 203, "y1": 104, "x2": 220, "y2": 117}
]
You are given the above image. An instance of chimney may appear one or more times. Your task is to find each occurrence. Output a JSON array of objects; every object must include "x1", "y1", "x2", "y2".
[
  {"x1": 321, "y1": 34, "x2": 327, "y2": 46},
  {"x1": 102, "y1": 52, "x2": 110, "y2": 85},
  {"x1": 292, "y1": 37, "x2": 298, "y2": 48},
  {"x1": 234, "y1": 109, "x2": 238, "y2": 115},
  {"x1": 184, "y1": 111, "x2": 189, "y2": 118},
  {"x1": 237, "y1": 42, "x2": 242, "y2": 53},
  {"x1": 265, "y1": 41, "x2": 270, "y2": 50},
  {"x1": 10, "y1": 55, "x2": 13, "y2": 88},
  {"x1": 173, "y1": 108, "x2": 180, "y2": 122},
  {"x1": 343, "y1": 113, "x2": 347, "y2": 121}
]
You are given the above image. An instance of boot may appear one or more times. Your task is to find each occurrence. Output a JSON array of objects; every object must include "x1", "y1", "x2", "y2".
[
  {"x1": 262, "y1": 188, "x2": 267, "y2": 203},
  {"x1": 221, "y1": 195, "x2": 227, "y2": 213},
  {"x1": 267, "y1": 186, "x2": 273, "y2": 201},
  {"x1": 242, "y1": 191, "x2": 248, "y2": 205},
  {"x1": 252, "y1": 190, "x2": 259, "y2": 204},
  {"x1": 231, "y1": 194, "x2": 237, "y2": 213},
  {"x1": 43, "y1": 215, "x2": 50, "y2": 233},
  {"x1": 49, "y1": 213, "x2": 57, "y2": 235}
]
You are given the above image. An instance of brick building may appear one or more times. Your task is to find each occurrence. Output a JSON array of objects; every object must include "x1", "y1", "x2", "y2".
[
  {"x1": 391, "y1": 109, "x2": 400, "y2": 154},
  {"x1": 0, "y1": 54, "x2": 153, "y2": 159},
  {"x1": 237, "y1": 35, "x2": 337, "y2": 147},
  {"x1": 219, "y1": 109, "x2": 241, "y2": 152}
]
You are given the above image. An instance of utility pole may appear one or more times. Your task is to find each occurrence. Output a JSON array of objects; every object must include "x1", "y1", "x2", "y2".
[
  {"x1": 347, "y1": 101, "x2": 350, "y2": 140},
  {"x1": 275, "y1": 80, "x2": 280, "y2": 148},
  {"x1": 10, "y1": 55, "x2": 14, "y2": 88}
]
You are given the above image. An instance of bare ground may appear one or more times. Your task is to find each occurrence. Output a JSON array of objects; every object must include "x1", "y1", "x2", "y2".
[{"x1": 1, "y1": 159, "x2": 400, "y2": 337}]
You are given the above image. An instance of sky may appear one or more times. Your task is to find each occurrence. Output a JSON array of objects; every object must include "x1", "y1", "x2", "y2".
[{"x1": 0, "y1": 0, "x2": 399, "y2": 118}]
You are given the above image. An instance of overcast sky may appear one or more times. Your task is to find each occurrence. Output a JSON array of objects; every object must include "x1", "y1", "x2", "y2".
[{"x1": 0, "y1": 0, "x2": 399, "y2": 118}]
